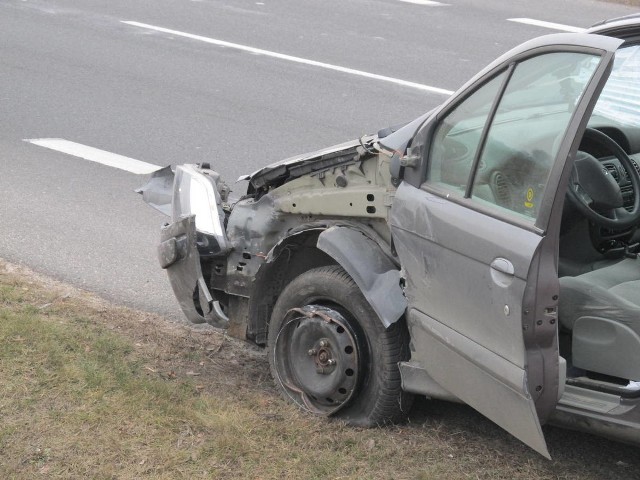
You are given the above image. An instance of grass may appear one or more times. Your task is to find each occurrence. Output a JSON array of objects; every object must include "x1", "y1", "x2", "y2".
[{"x1": 1, "y1": 260, "x2": 640, "y2": 479}]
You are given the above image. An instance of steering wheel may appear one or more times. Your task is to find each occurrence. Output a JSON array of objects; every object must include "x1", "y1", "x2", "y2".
[{"x1": 567, "y1": 128, "x2": 640, "y2": 230}]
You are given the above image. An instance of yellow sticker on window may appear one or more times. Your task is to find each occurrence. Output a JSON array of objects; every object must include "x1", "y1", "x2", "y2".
[{"x1": 524, "y1": 187, "x2": 534, "y2": 209}]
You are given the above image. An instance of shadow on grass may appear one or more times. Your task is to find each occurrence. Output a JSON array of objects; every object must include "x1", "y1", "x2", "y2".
[{"x1": 407, "y1": 396, "x2": 640, "y2": 479}]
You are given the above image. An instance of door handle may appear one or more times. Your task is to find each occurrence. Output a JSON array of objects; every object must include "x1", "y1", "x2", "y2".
[{"x1": 490, "y1": 258, "x2": 514, "y2": 276}]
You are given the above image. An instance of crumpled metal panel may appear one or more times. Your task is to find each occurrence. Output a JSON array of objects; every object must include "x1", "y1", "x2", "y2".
[{"x1": 317, "y1": 226, "x2": 406, "y2": 328}]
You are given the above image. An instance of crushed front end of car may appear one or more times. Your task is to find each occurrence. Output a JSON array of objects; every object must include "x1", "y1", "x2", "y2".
[{"x1": 138, "y1": 134, "x2": 407, "y2": 344}]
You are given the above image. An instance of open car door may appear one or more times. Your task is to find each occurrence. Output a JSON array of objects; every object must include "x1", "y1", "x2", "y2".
[{"x1": 389, "y1": 33, "x2": 622, "y2": 457}]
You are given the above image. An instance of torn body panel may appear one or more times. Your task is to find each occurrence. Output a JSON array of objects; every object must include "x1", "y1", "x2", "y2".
[
  {"x1": 317, "y1": 226, "x2": 406, "y2": 328},
  {"x1": 219, "y1": 140, "x2": 402, "y2": 342}
]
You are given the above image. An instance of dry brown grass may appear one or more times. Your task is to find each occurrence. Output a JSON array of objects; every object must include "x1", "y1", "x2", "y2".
[{"x1": 1, "y1": 259, "x2": 639, "y2": 479}]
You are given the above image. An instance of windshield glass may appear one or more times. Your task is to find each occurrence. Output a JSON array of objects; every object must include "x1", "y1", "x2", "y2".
[{"x1": 593, "y1": 44, "x2": 640, "y2": 127}]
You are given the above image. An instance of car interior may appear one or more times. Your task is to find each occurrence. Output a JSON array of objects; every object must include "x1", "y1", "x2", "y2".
[{"x1": 557, "y1": 44, "x2": 640, "y2": 400}]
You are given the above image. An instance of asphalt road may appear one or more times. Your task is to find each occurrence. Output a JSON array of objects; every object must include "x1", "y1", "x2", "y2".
[{"x1": 0, "y1": 0, "x2": 636, "y2": 322}]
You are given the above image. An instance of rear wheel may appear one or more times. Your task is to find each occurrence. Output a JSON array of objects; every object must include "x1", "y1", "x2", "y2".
[{"x1": 267, "y1": 265, "x2": 413, "y2": 426}]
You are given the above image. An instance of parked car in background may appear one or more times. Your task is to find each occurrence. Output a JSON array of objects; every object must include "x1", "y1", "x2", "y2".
[{"x1": 140, "y1": 15, "x2": 640, "y2": 457}]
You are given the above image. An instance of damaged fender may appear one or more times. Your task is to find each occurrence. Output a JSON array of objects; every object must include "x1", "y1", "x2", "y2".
[{"x1": 317, "y1": 226, "x2": 406, "y2": 328}]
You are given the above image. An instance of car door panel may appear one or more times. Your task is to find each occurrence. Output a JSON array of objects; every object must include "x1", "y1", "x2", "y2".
[
  {"x1": 391, "y1": 183, "x2": 550, "y2": 456},
  {"x1": 390, "y1": 35, "x2": 621, "y2": 458},
  {"x1": 407, "y1": 309, "x2": 548, "y2": 457},
  {"x1": 391, "y1": 185, "x2": 542, "y2": 370},
  {"x1": 391, "y1": 184, "x2": 548, "y2": 455}
]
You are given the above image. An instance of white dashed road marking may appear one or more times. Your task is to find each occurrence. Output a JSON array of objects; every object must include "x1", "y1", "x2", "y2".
[
  {"x1": 398, "y1": 0, "x2": 450, "y2": 5},
  {"x1": 507, "y1": 18, "x2": 585, "y2": 33},
  {"x1": 25, "y1": 138, "x2": 161, "y2": 174},
  {"x1": 122, "y1": 21, "x2": 454, "y2": 96}
]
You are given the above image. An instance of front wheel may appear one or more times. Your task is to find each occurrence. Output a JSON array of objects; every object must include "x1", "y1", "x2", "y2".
[{"x1": 267, "y1": 265, "x2": 413, "y2": 426}]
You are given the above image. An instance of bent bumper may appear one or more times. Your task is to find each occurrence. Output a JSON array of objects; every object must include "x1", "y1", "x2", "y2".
[{"x1": 159, "y1": 215, "x2": 229, "y2": 328}]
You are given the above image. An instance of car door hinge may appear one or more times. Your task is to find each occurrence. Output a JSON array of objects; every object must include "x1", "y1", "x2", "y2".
[
  {"x1": 400, "y1": 145, "x2": 422, "y2": 169},
  {"x1": 399, "y1": 154, "x2": 420, "y2": 168}
]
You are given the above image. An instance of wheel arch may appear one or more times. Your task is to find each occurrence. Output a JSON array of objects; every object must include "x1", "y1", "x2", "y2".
[
  {"x1": 247, "y1": 227, "x2": 335, "y2": 345},
  {"x1": 247, "y1": 223, "x2": 407, "y2": 344}
]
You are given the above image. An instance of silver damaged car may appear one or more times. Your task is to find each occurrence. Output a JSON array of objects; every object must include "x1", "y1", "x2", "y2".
[{"x1": 140, "y1": 16, "x2": 640, "y2": 458}]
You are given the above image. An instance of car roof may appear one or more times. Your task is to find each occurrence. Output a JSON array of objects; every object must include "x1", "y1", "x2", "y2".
[{"x1": 588, "y1": 15, "x2": 640, "y2": 39}]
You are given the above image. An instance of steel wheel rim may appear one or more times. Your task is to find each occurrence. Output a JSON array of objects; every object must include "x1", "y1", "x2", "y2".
[{"x1": 272, "y1": 305, "x2": 361, "y2": 416}]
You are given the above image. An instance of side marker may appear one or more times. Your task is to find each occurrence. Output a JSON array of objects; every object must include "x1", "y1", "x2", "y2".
[{"x1": 398, "y1": 0, "x2": 450, "y2": 5}]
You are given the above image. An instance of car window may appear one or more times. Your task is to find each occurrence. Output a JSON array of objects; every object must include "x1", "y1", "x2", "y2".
[
  {"x1": 428, "y1": 72, "x2": 507, "y2": 196},
  {"x1": 428, "y1": 52, "x2": 600, "y2": 222},
  {"x1": 473, "y1": 53, "x2": 599, "y2": 220}
]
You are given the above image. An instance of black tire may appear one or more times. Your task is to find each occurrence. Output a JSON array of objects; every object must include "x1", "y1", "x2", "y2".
[{"x1": 267, "y1": 265, "x2": 413, "y2": 426}]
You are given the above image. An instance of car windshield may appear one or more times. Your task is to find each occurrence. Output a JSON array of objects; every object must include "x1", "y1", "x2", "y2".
[
  {"x1": 593, "y1": 44, "x2": 640, "y2": 127},
  {"x1": 497, "y1": 53, "x2": 598, "y2": 114},
  {"x1": 445, "y1": 52, "x2": 600, "y2": 138}
]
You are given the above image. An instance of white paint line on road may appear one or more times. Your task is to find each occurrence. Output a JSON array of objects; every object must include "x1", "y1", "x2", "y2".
[
  {"x1": 398, "y1": 0, "x2": 449, "y2": 5},
  {"x1": 508, "y1": 18, "x2": 585, "y2": 33},
  {"x1": 122, "y1": 21, "x2": 454, "y2": 96},
  {"x1": 24, "y1": 138, "x2": 161, "y2": 174}
]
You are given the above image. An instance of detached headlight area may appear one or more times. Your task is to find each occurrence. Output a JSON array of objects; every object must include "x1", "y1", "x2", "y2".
[{"x1": 172, "y1": 165, "x2": 229, "y2": 253}]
